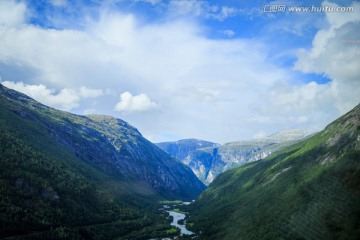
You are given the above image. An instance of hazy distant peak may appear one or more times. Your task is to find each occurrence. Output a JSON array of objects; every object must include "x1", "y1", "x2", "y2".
[
  {"x1": 265, "y1": 129, "x2": 309, "y2": 143},
  {"x1": 176, "y1": 138, "x2": 220, "y2": 145}
]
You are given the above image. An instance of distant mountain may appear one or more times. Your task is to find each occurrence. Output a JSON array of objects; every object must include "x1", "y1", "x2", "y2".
[
  {"x1": 157, "y1": 130, "x2": 307, "y2": 185},
  {"x1": 187, "y1": 104, "x2": 360, "y2": 240},
  {"x1": 156, "y1": 139, "x2": 220, "y2": 161},
  {"x1": 264, "y1": 129, "x2": 310, "y2": 143},
  {"x1": 0, "y1": 83, "x2": 205, "y2": 239}
]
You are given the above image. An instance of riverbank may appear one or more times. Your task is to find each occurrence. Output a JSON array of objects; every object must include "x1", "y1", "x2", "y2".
[{"x1": 157, "y1": 200, "x2": 197, "y2": 239}]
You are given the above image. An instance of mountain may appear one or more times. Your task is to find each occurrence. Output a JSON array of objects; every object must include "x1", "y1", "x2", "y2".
[
  {"x1": 156, "y1": 139, "x2": 220, "y2": 161},
  {"x1": 186, "y1": 104, "x2": 360, "y2": 239},
  {"x1": 157, "y1": 130, "x2": 307, "y2": 185},
  {"x1": 0, "y1": 83, "x2": 205, "y2": 239}
]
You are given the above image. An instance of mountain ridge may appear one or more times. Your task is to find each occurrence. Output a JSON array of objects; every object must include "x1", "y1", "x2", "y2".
[
  {"x1": 155, "y1": 138, "x2": 220, "y2": 161},
  {"x1": 186, "y1": 103, "x2": 360, "y2": 239},
  {"x1": 157, "y1": 130, "x2": 308, "y2": 184},
  {"x1": 0, "y1": 83, "x2": 206, "y2": 199},
  {"x1": 0, "y1": 83, "x2": 205, "y2": 239}
]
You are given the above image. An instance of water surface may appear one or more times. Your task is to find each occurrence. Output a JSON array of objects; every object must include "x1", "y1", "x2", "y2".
[{"x1": 167, "y1": 210, "x2": 194, "y2": 235}]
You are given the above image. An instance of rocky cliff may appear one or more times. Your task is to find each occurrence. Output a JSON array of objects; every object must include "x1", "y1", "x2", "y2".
[{"x1": 158, "y1": 130, "x2": 307, "y2": 184}]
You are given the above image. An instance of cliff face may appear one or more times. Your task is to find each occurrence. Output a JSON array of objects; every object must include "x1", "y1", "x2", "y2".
[
  {"x1": 158, "y1": 130, "x2": 307, "y2": 185},
  {"x1": 156, "y1": 139, "x2": 220, "y2": 161},
  {"x1": 184, "y1": 141, "x2": 275, "y2": 184}
]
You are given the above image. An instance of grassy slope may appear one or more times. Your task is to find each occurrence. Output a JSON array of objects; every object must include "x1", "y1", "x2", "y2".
[
  {"x1": 188, "y1": 104, "x2": 360, "y2": 240},
  {"x1": 0, "y1": 89, "x2": 177, "y2": 239}
]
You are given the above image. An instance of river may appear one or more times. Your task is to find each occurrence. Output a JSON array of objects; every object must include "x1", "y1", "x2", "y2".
[{"x1": 167, "y1": 210, "x2": 194, "y2": 235}]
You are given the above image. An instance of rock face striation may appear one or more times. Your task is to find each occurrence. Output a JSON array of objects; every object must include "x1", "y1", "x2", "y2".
[{"x1": 157, "y1": 130, "x2": 307, "y2": 185}]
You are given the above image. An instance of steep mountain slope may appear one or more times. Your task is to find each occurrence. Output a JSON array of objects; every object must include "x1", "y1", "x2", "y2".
[
  {"x1": 158, "y1": 130, "x2": 307, "y2": 185},
  {"x1": 187, "y1": 104, "x2": 360, "y2": 239},
  {"x1": 156, "y1": 139, "x2": 220, "y2": 161},
  {"x1": 0, "y1": 83, "x2": 205, "y2": 239}
]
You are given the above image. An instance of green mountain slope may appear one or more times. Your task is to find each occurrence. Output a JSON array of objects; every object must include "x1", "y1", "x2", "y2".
[
  {"x1": 187, "y1": 104, "x2": 360, "y2": 240},
  {"x1": 0, "y1": 83, "x2": 205, "y2": 239}
]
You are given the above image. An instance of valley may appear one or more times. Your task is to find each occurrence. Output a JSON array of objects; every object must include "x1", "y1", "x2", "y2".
[
  {"x1": 1, "y1": 83, "x2": 359, "y2": 239},
  {"x1": 0, "y1": 84, "x2": 204, "y2": 239},
  {"x1": 1, "y1": 0, "x2": 359, "y2": 239}
]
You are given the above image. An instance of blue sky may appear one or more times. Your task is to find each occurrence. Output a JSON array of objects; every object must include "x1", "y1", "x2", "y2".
[{"x1": 0, "y1": 0, "x2": 359, "y2": 143}]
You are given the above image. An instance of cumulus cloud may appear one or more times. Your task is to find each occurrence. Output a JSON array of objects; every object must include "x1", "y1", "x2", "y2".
[
  {"x1": 268, "y1": 81, "x2": 331, "y2": 112},
  {"x1": 262, "y1": 81, "x2": 337, "y2": 131},
  {"x1": 256, "y1": 0, "x2": 360, "y2": 134},
  {"x1": 0, "y1": 0, "x2": 294, "y2": 142},
  {"x1": 294, "y1": 1, "x2": 360, "y2": 114},
  {"x1": 2, "y1": 81, "x2": 103, "y2": 111},
  {"x1": 114, "y1": 92, "x2": 158, "y2": 112},
  {"x1": 0, "y1": 0, "x2": 358, "y2": 143}
]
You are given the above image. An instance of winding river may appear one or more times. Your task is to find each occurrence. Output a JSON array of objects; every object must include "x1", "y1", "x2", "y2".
[{"x1": 167, "y1": 210, "x2": 194, "y2": 235}]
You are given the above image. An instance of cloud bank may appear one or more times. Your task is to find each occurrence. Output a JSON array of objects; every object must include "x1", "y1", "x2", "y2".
[
  {"x1": 0, "y1": 0, "x2": 359, "y2": 143},
  {"x1": 294, "y1": 1, "x2": 360, "y2": 114}
]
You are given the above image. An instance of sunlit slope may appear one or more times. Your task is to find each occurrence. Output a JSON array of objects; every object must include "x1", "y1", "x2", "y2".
[{"x1": 188, "y1": 104, "x2": 360, "y2": 240}]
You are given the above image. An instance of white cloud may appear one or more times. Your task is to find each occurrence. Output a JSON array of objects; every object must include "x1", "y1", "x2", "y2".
[
  {"x1": 262, "y1": 80, "x2": 337, "y2": 131},
  {"x1": 0, "y1": 1, "x2": 291, "y2": 142},
  {"x1": 252, "y1": 0, "x2": 360, "y2": 135},
  {"x1": 0, "y1": 0, "x2": 26, "y2": 27},
  {"x1": 2, "y1": 81, "x2": 103, "y2": 111},
  {"x1": 294, "y1": 0, "x2": 360, "y2": 114},
  {"x1": 0, "y1": 0, "x2": 358, "y2": 143},
  {"x1": 114, "y1": 92, "x2": 158, "y2": 112},
  {"x1": 268, "y1": 81, "x2": 331, "y2": 111}
]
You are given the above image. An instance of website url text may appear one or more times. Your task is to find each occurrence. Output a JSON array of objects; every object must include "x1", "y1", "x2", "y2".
[{"x1": 262, "y1": 5, "x2": 354, "y2": 13}]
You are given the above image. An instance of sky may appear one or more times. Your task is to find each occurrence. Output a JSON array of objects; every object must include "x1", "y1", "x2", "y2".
[{"x1": 0, "y1": 0, "x2": 359, "y2": 143}]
